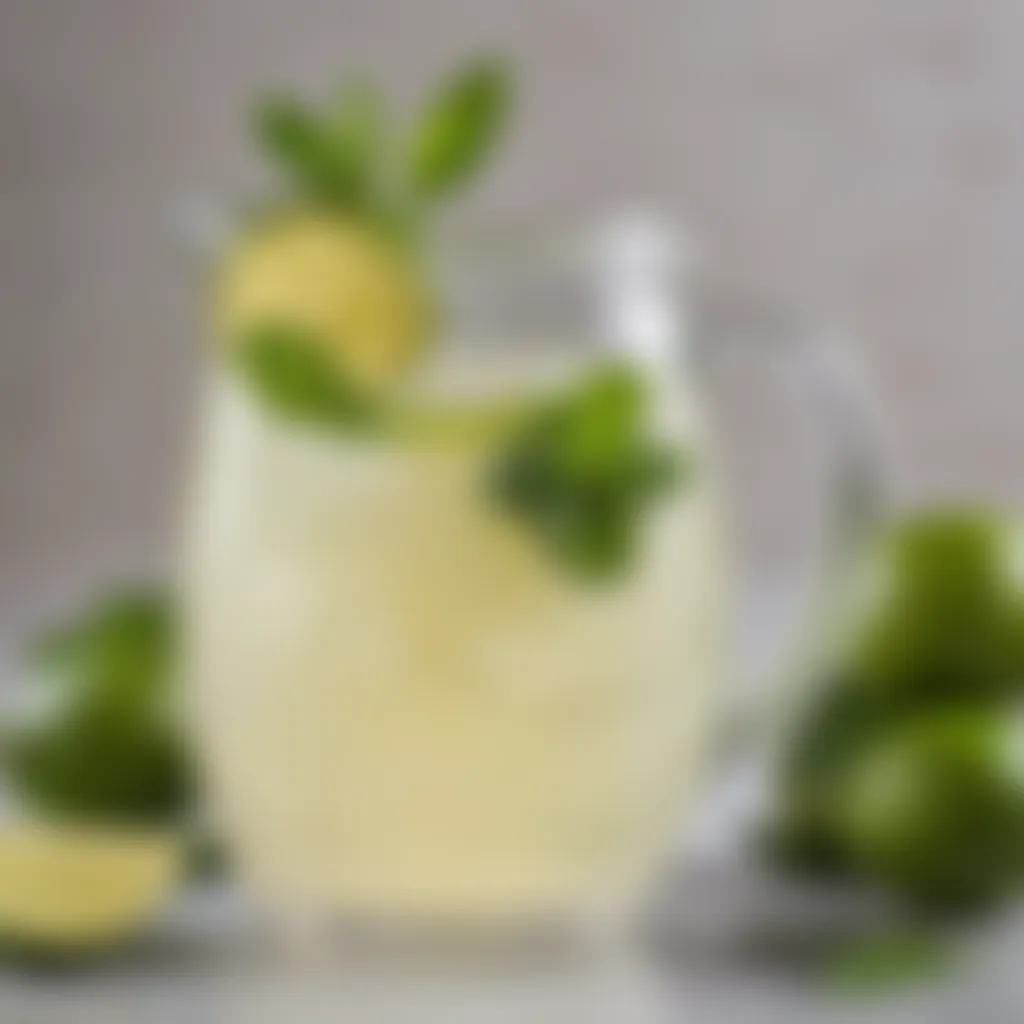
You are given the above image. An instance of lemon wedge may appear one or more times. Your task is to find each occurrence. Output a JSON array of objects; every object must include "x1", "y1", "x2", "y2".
[
  {"x1": 0, "y1": 824, "x2": 181, "y2": 953},
  {"x1": 213, "y1": 208, "x2": 432, "y2": 391}
]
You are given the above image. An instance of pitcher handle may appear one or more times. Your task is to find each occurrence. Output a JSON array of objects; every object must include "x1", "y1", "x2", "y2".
[{"x1": 694, "y1": 290, "x2": 891, "y2": 758}]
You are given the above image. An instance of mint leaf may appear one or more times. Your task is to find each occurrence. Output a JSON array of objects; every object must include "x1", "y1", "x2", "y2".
[
  {"x1": 406, "y1": 59, "x2": 512, "y2": 201},
  {"x1": 236, "y1": 323, "x2": 377, "y2": 430},
  {"x1": 551, "y1": 365, "x2": 647, "y2": 484},
  {"x1": 330, "y1": 80, "x2": 387, "y2": 205},
  {"x1": 254, "y1": 94, "x2": 364, "y2": 205},
  {"x1": 488, "y1": 363, "x2": 686, "y2": 583},
  {"x1": 333, "y1": 81, "x2": 385, "y2": 167}
]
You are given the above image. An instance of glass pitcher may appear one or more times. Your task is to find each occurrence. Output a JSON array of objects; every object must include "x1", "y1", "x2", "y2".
[{"x1": 182, "y1": 211, "x2": 882, "y2": 935}]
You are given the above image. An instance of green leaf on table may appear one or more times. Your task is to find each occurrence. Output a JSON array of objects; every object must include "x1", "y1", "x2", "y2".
[
  {"x1": 820, "y1": 930, "x2": 954, "y2": 996},
  {"x1": 236, "y1": 322, "x2": 378, "y2": 430},
  {"x1": 405, "y1": 58, "x2": 512, "y2": 202}
]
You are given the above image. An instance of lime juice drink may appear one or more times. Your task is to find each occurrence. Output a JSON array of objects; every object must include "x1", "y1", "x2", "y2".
[
  {"x1": 184, "y1": 59, "x2": 727, "y2": 926},
  {"x1": 185, "y1": 360, "x2": 723, "y2": 921}
]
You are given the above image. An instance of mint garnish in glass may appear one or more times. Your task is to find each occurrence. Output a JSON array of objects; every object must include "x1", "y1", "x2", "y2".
[
  {"x1": 214, "y1": 57, "x2": 513, "y2": 430},
  {"x1": 488, "y1": 362, "x2": 688, "y2": 582}
]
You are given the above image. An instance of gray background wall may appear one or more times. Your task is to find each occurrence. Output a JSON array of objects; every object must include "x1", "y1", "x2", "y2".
[{"x1": 1, "y1": 0, "x2": 1021, "y2": 633}]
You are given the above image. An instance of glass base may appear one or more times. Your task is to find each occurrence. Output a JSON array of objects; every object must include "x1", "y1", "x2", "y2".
[{"x1": 214, "y1": 905, "x2": 672, "y2": 1024}]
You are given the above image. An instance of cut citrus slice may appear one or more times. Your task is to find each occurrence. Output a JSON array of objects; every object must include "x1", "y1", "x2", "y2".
[
  {"x1": 388, "y1": 394, "x2": 533, "y2": 448},
  {"x1": 0, "y1": 824, "x2": 181, "y2": 953},
  {"x1": 213, "y1": 208, "x2": 432, "y2": 391}
]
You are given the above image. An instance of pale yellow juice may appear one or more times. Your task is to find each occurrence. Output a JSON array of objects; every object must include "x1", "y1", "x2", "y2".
[{"x1": 185, "y1": 358, "x2": 725, "y2": 923}]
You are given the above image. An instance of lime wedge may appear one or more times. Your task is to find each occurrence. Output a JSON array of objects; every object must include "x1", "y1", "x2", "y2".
[
  {"x1": 387, "y1": 394, "x2": 533, "y2": 448},
  {"x1": 213, "y1": 208, "x2": 432, "y2": 391},
  {"x1": 0, "y1": 824, "x2": 181, "y2": 954}
]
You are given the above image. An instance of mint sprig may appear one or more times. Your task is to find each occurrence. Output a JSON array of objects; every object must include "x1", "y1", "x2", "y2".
[
  {"x1": 253, "y1": 57, "x2": 512, "y2": 233},
  {"x1": 488, "y1": 363, "x2": 687, "y2": 583},
  {"x1": 236, "y1": 323, "x2": 379, "y2": 430}
]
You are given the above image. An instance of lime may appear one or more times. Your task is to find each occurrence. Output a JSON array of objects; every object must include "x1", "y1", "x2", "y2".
[
  {"x1": 4, "y1": 589, "x2": 191, "y2": 825},
  {"x1": 767, "y1": 507, "x2": 1024, "y2": 897},
  {"x1": 213, "y1": 207, "x2": 433, "y2": 391},
  {"x1": 839, "y1": 707, "x2": 1024, "y2": 911},
  {"x1": 0, "y1": 824, "x2": 181, "y2": 954},
  {"x1": 849, "y1": 508, "x2": 1024, "y2": 701}
]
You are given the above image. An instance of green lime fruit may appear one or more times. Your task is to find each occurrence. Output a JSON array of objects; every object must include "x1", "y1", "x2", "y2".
[
  {"x1": 3, "y1": 590, "x2": 192, "y2": 825},
  {"x1": 839, "y1": 707, "x2": 1024, "y2": 911},
  {"x1": 849, "y1": 507, "x2": 1024, "y2": 701},
  {"x1": 767, "y1": 506, "x2": 1024, "y2": 891},
  {"x1": 765, "y1": 671, "x2": 897, "y2": 880},
  {"x1": 213, "y1": 207, "x2": 433, "y2": 393}
]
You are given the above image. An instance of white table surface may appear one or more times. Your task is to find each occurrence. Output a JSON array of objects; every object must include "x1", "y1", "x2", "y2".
[{"x1": 3, "y1": 853, "x2": 1022, "y2": 1024}]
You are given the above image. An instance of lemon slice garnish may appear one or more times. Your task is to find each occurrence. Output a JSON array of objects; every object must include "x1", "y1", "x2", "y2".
[
  {"x1": 213, "y1": 208, "x2": 432, "y2": 391},
  {"x1": 0, "y1": 824, "x2": 181, "y2": 953}
]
